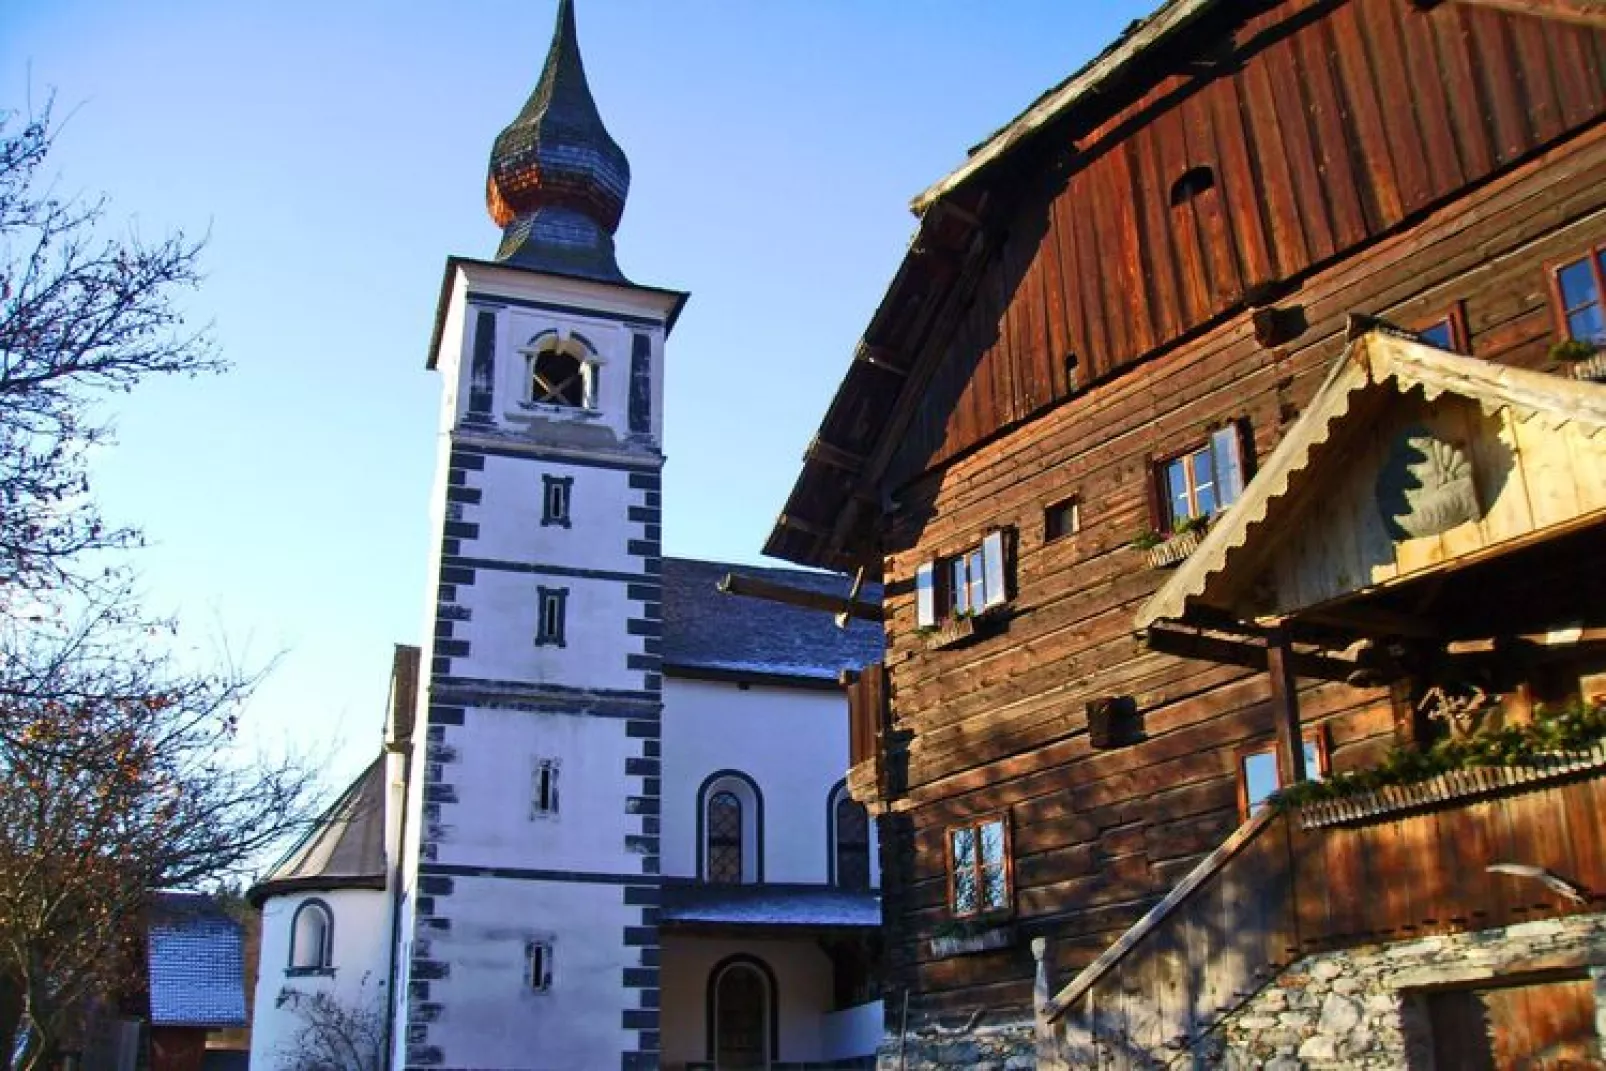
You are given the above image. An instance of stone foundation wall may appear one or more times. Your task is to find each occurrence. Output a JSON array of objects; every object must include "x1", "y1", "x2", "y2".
[
  {"x1": 875, "y1": 1020, "x2": 1035, "y2": 1070},
  {"x1": 1208, "y1": 913, "x2": 1606, "y2": 1069}
]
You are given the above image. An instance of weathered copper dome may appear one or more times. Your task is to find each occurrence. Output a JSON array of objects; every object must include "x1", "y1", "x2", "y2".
[{"x1": 486, "y1": 0, "x2": 631, "y2": 282}]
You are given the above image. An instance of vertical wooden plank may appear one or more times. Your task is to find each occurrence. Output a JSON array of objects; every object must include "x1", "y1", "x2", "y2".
[
  {"x1": 1291, "y1": 19, "x2": 1368, "y2": 248},
  {"x1": 1067, "y1": 174, "x2": 1112, "y2": 379},
  {"x1": 1091, "y1": 155, "x2": 1134, "y2": 371},
  {"x1": 1267, "y1": 631, "x2": 1308, "y2": 788},
  {"x1": 1239, "y1": 49, "x2": 1311, "y2": 275},
  {"x1": 1429, "y1": 4, "x2": 1497, "y2": 180},
  {"x1": 1181, "y1": 91, "x2": 1243, "y2": 309},
  {"x1": 1132, "y1": 124, "x2": 1186, "y2": 344},
  {"x1": 1512, "y1": 410, "x2": 1583, "y2": 528},
  {"x1": 1546, "y1": 21, "x2": 1606, "y2": 130},
  {"x1": 1466, "y1": 9, "x2": 1532, "y2": 164},
  {"x1": 1509, "y1": 11, "x2": 1565, "y2": 147},
  {"x1": 1265, "y1": 32, "x2": 1338, "y2": 261},
  {"x1": 1561, "y1": 423, "x2": 1606, "y2": 514},
  {"x1": 1050, "y1": 195, "x2": 1092, "y2": 388},
  {"x1": 1039, "y1": 198, "x2": 1072, "y2": 401},
  {"x1": 1358, "y1": 0, "x2": 1435, "y2": 214},
  {"x1": 1208, "y1": 76, "x2": 1274, "y2": 295},
  {"x1": 1396, "y1": 2, "x2": 1467, "y2": 199},
  {"x1": 1329, "y1": 0, "x2": 1405, "y2": 230},
  {"x1": 1105, "y1": 142, "x2": 1156, "y2": 359},
  {"x1": 1155, "y1": 107, "x2": 1213, "y2": 326},
  {"x1": 1472, "y1": 409, "x2": 1537, "y2": 545}
]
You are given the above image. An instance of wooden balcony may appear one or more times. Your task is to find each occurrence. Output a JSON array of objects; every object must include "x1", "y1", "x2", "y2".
[{"x1": 1037, "y1": 761, "x2": 1606, "y2": 1063}]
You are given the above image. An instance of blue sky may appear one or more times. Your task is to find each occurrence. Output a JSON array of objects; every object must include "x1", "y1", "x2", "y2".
[{"x1": 5, "y1": 1, "x2": 1155, "y2": 813}]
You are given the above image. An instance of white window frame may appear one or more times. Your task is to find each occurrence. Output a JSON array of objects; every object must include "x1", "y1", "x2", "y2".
[
  {"x1": 519, "y1": 331, "x2": 603, "y2": 411},
  {"x1": 915, "y1": 529, "x2": 1008, "y2": 629}
]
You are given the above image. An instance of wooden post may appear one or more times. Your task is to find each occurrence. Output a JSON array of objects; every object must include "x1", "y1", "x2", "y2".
[{"x1": 1267, "y1": 627, "x2": 1308, "y2": 785}]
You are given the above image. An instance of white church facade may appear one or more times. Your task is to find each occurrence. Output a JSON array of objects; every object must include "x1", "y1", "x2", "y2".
[{"x1": 247, "y1": 4, "x2": 883, "y2": 1069}]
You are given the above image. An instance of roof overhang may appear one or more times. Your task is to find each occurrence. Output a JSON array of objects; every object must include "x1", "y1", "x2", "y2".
[
  {"x1": 911, "y1": 0, "x2": 1220, "y2": 215},
  {"x1": 1138, "y1": 326, "x2": 1606, "y2": 639}
]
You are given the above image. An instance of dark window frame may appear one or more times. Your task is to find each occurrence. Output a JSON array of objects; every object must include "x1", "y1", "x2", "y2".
[
  {"x1": 535, "y1": 586, "x2": 568, "y2": 648},
  {"x1": 287, "y1": 898, "x2": 335, "y2": 976},
  {"x1": 1150, "y1": 420, "x2": 1250, "y2": 533},
  {"x1": 531, "y1": 758, "x2": 560, "y2": 818},
  {"x1": 944, "y1": 813, "x2": 1014, "y2": 920},
  {"x1": 1415, "y1": 302, "x2": 1469, "y2": 354},
  {"x1": 828, "y1": 780, "x2": 872, "y2": 890},
  {"x1": 526, "y1": 938, "x2": 554, "y2": 993},
  {"x1": 1045, "y1": 496, "x2": 1081, "y2": 543},
  {"x1": 1547, "y1": 244, "x2": 1606, "y2": 345},
  {"x1": 541, "y1": 475, "x2": 574, "y2": 528}
]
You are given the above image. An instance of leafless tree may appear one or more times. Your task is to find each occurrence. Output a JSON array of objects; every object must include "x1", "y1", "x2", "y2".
[
  {"x1": 274, "y1": 976, "x2": 387, "y2": 1071},
  {"x1": 0, "y1": 103, "x2": 318, "y2": 1068},
  {"x1": 0, "y1": 100, "x2": 220, "y2": 601}
]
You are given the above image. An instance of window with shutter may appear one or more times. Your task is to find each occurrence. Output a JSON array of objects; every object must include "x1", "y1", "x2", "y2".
[
  {"x1": 1156, "y1": 423, "x2": 1250, "y2": 531},
  {"x1": 915, "y1": 529, "x2": 1013, "y2": 632}
]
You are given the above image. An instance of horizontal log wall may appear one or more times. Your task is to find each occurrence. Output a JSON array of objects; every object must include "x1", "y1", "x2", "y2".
[
  {"x1": 889, "y1": 0, "x2": 1606, "y2": 486},
  {"x1": 875, "y1": 120, "x2": 1606, "y2": 1019}
]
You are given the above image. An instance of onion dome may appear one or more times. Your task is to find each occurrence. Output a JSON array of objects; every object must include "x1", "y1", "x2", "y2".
[{"x1": 487, "y1": 0, "x2": 631, "y2": 283}]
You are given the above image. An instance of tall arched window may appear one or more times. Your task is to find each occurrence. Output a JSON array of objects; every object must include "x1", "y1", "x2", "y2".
[
  {"x1": 707, "y1": 956, "x2": 777, "y2": 1069},
  {"x1": 707, "y1": 791, "x2": 743, "y2": 884},
  {"x1": 697, "y1": 770, "x2": 763, "y2": 884},
  {"x1": 288, "y1": 899, "x2": 333, "y2": 972},
  {"x1": 832, "y1": 790, "x2": 871, "y2": 890}
]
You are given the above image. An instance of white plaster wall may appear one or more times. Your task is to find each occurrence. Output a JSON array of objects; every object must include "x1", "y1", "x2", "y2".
[
  {"x1": 661, "y1": 678, "x2": 877, "y2": 886},
  {"x1": 435, "y1": 707, "x2": 643, "y2": 873},
  {"x1": 250, "y1": 888, "x2": 392, "y2": 1071},
  {"x1": 421, "y1": 875, "x2": 642, "y2": 1070},
  {"x1": 659, "y1": 936, "x2": 837, "y2": 1069},
  {"x1": 822, "y1": 1000, "x2": 885, "y2": 1062},
  {"x1": 468, "y1": 456, "x2": 646, "y2": 575},
  {"x1": 454, "y1": 570, "x2": 644, "y2": 693}
]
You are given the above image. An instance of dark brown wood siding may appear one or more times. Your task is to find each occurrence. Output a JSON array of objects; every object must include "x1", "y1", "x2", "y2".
[
  {"x1": 889, "y1": 0, "x2": 1606, "y2": 486},
  {"x1": 875, "y1": 118, "x2": 1606, "y2": 1018}
]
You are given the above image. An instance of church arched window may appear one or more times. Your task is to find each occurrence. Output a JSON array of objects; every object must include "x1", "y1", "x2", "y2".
[
  {"x1": 830, "y1": 782, "x2": 871, "y2": 890},
  {"x1": 698, "y1": 770, "x2": 763, "y2": 884},
  {"x1": 288, "y1": 899, "x2": 333, "y2": 972}
]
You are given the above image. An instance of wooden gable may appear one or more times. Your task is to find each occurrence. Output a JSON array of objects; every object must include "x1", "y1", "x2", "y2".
[
  {"x1": 1139, "y1": 329, "x2": 1606, "y2": 630},
  {"x1": 890, "y1": 0, "x2": 1606, "y2": 487}
]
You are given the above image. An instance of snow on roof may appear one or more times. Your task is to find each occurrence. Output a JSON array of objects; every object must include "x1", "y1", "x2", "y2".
[
  {"x1": 661, "y1": 557, "x2": 883, "y2": 682},
  {"x1": 661, "y1": 883, "x2": 880, "y2": 928},
  {"x1": 147, "y1": 894, "x2": 247, "y2": 1029}
]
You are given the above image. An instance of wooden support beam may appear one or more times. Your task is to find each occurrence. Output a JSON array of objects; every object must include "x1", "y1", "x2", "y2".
[
  {"x1": 1143, "y1": 622, "x2": 1355, "y2": 681},
  {"x1": 776, "y1": 513, "x2": 832, "y2": 540},
  {"x1": 718, "y1": 571, "x2": 883, "y2": 623},
  {"x1": 1267, "y1": 627, "x2": 1308, "y2": 786},
  {"x1": 803, "y1": 436, "x2": 864, "y2": 476},
  {"x1": 855, "y1": 343, "x2": 910, "y2": 375}
]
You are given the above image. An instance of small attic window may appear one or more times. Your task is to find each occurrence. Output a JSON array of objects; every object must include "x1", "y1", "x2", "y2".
[{"x1": 1169, "y1": 166, "x2": 1217, "y2": 207}]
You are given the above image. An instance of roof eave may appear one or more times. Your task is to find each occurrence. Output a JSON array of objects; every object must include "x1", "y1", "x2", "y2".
[{"x1": 910, "y1": 0, "x2": 1222, "y2": 216}]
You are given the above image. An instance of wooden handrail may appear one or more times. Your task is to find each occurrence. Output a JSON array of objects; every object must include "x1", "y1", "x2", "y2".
[{"x1": 1040, "y1": 807, "x2": 1282, "y2": 1022}]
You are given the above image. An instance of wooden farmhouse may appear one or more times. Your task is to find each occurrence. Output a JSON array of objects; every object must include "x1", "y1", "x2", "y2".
[{"x1": 765, "y1": 0, "x2": 1606, "y2": 1066}]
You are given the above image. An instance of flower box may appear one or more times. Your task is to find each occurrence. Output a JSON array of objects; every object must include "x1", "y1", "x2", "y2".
[
  {"x1": 928, "y1": 925, "x2": 1015, "y2": 959},
  {"x1": 1144, "y1": 527, "x2": 1205, "y2": 569},
  {"x1": 1562, "y1": 352, "x2": 1606, "y2": 383}
]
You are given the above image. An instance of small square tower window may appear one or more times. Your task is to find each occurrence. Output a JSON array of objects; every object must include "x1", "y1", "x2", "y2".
[
  {"x1": 536, "y1": 587, "x2": 568, "y2": 647},
  {"x1": 531, "y1": 758, "x2": 560, "y2": 818},
  {"x1": 542, "y1": 475, "x2": 573, "y2": 528},
  {"x1": 526, "y1": 939, "x2": 554, "y2": 993}
]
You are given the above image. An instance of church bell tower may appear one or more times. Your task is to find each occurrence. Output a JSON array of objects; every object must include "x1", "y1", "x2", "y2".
[{"x1": 393, "y1": 3, "x2": 686, "y2": 1067}]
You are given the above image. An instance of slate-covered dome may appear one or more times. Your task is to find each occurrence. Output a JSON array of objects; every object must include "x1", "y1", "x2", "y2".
[{"x1": 486, "y1": 0, "x2": 631, "y2": 282}]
